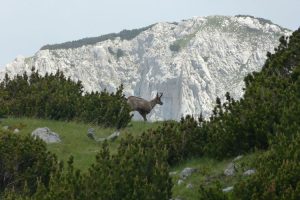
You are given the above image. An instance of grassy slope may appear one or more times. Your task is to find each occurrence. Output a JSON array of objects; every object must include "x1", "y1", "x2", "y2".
[
  {"x1": 171, "y1": 153, "x2": 259, "y2": 200},
  {"x1": 1, "y1": 117, "x2": 162, "y2": 171},
  {"x1": 1, "y1": 118, "x2": 259, "y2": 200}
]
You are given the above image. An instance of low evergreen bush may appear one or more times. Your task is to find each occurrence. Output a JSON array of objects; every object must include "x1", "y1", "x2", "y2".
[
  {"x1": 233, "y1": 132, "x2": 300, "y2": 200},
  {"x1": 0, "y1": 130, "x2": 58, "y2": 195},
  {"x1": 0, "y1": 70, "x2": 132, "y2": 128}
]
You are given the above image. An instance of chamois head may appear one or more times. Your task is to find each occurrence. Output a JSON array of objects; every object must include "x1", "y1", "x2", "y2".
[{"x1": 154, "y1": 92, "x2": 163, "y2": 105}]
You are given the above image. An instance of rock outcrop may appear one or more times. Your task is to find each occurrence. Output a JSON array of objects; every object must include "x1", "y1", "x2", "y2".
[
  {"x1": 31, "y1": 127, "x2": 61, "y2": 143},
  {"x1": 0, "y1": 15, "x2": 291, "y2": 120}
]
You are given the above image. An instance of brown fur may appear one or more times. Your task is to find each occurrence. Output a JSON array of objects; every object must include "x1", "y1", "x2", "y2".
[{"x1": 127, "y1": 93, "x2": 163, "y2": 121}]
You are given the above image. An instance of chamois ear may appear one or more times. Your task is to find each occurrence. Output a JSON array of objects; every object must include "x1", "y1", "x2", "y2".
[
  {"x1": 159, "y1": 93, "x2": 163, "y2": 98},
  {"x1": 156, "y1": 92, "x2": 159, "y2": 97}
]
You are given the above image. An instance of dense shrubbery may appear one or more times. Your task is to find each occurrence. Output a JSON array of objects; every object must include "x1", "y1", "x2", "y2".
[
  {"x1": 198, "y1": 183, "x2": 230, "y2": 200},
  {"x1": 1, "y1": 132, "x2": 172, "y2": 199},
  {"x1": 0, "y1": 70, "x2": 83, "y2": 120},
  {"x1": 194, "y1": 28, "x2": 300, "y2": 198},
  {"x1": 84, "y1": 137, "x2": 172, "y2": 200},
  {"x1": 106, "y1": 29, "x2": 300, "y2": 168},
  {"x1": 0, "y1": 130, "x2": 58, "y2": 195},
  {"x1": 233, "y1": 132, "x2": 300, "y2": 199},
  {"x1": 0, "y1": 69, "x2": 132, "y2": 128},
  {"x1": 190, "y1": 28, "x2": 299, "y2": 159},
  {"x1": 133, "y1": 116, "x2": 205, "y2": 165}
]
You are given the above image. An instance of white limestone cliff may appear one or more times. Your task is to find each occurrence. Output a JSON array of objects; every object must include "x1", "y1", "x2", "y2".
[{"x1": 0, "y1": 15, "x2": 291, "y2": 121}]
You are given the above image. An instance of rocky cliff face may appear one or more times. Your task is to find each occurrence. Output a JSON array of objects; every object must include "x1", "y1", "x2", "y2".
[{"x1": 0, "y1": 15, "x2": 291, "y2": 120}]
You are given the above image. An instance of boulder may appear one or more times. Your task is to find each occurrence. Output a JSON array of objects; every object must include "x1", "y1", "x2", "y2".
[
  {"x1": 177, "y1": 179, "x2": 184, "y2": 185},
  {"x1": 186, "y1": 183, "x2": 193, "y2": 189},
  {"x1": 95, "y1": 137, "x2": 106, "y2": 142},
  {"x1": 180, "y1": 167, "x2": 197, "y2": 179},
  {"x1": 169, "y1": 171, "x2": 177, "y2": 176},
  {"x1": 233, "y1": 155, "x2": 243, "y2": 161},
  {"x1": 224, "y1": 163, "x2": 236, "y2": 176},
  {"x1": 106, "y1": 130, "x2": 120, "y2": 140},
  {"x1": 93, "y1": 130, "x2": 121, "y2": 142},
  {"x1": 222, "y1": 186, "x2": 234, "y2": 193},
  {"x1": 31, "y1": 127, "x2": 61, "y2": 143},
  {"x1": 243, "y1": 169, "x2": 256, "y2": 176},
  {"x1": 87, "y1": 128, "x2": 96, "y2": 140},
  {"x1": 13, "y1": 128, "x2": 20, "y2": 134}
]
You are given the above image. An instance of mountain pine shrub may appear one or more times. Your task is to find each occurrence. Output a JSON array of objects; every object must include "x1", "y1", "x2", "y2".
[
  {"x1": 233, "y1": 132, "x2": 300, "y2": 200},
  {"x1": 0, "y1": 130, "x2": 58, "y2": 195},
  {"x1": 3, "y1": 136, "x2": 172, "y2": 200},
  {"x1": 0, "y1": 70, "x2": 132, "y2": 128}
]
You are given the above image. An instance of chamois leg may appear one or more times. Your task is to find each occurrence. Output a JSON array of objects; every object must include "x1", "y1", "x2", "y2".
[{"x1": 140, "y1": 112, "x2": 147, "y2": 122}]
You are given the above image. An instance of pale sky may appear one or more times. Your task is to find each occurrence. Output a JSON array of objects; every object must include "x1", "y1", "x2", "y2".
[{"x1": 1, "y1": 0, "x2": 299, "y2": 68}]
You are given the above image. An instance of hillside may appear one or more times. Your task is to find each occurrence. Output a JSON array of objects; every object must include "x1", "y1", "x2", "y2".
[
  {"x1": 0, "y1": 19, "x2": 299, "y2": 200},
  {"x1": 1, "y1": 118, "x2": 161, "y2": 170},
  {"x1": 0, "y1": 117, "x2": 259, "y2": 200},
  {"x1": 0, "y1": 15, "x2": 291, "y2": 120}
]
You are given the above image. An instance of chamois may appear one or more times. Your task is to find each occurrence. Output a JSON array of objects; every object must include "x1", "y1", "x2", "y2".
[{"x1": 127, "y1": 93, "x2": 163, "y2": 121}]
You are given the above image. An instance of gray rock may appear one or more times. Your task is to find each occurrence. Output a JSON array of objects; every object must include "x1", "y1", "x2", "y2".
[
  {"x1": 243, "y1": 169, "x2": 256, "y2": 176},
  {"x1": 233, "y1": 155, "x2": 243, "y2": 161},
  {"x1": 222, "y1": 186, "x2": 234, "y2": 193},
  {"x1": 93, "y1": 130, "x2": 121, "y2": 142},
  {"x1": 31, "y1": 127, "x2": 61, "y2": 143},
  {"x1": 106, "y1": 130, "x2": 120, "y2": 140},
  {"x1": 177, "y1": 179, "x2": 184, "y2": 185},
  {"x1": 186, "y1": 183, "x2": 193, "y2": 189},
  {"x1": 13, "y1": 128, "x2": 20, "y2": 133},
  {"x1": 169, "y1": 171, "x2": 177, "y2": 176},
  {"x1": 95, "y1": 137, "x2": 106, "y2": 142},
  {"x1": 180, "y1": 167, "x2": 197, "y2": 179},
  {"x1": 224, "y1": 163, "x2": 236, "y2": 176},
  {"x1": 3, "y1": 126, "x2": 9, "y2": 130},
  {"x1": 87, "y1": 128, "x2": 96, "y2": 140}
]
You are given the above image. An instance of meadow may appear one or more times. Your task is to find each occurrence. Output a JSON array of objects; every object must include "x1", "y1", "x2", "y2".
[{"x1": 1, "y1": 117, "x2": 259, "y2": 200}]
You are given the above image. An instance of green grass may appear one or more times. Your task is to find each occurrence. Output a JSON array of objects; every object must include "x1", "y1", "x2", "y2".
[
  {"x1": 1, "y1": 117, "x2": 162, "y2": 171},
  {"x1": 1, "y1": 117, "x2": 261, "y2": 199},
  {"x1": 170, "y1": 153, "x2": 260, "y2": 200},
  {"x1": 170, "y1": 32, "x2": 197, "y2": 52}
]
